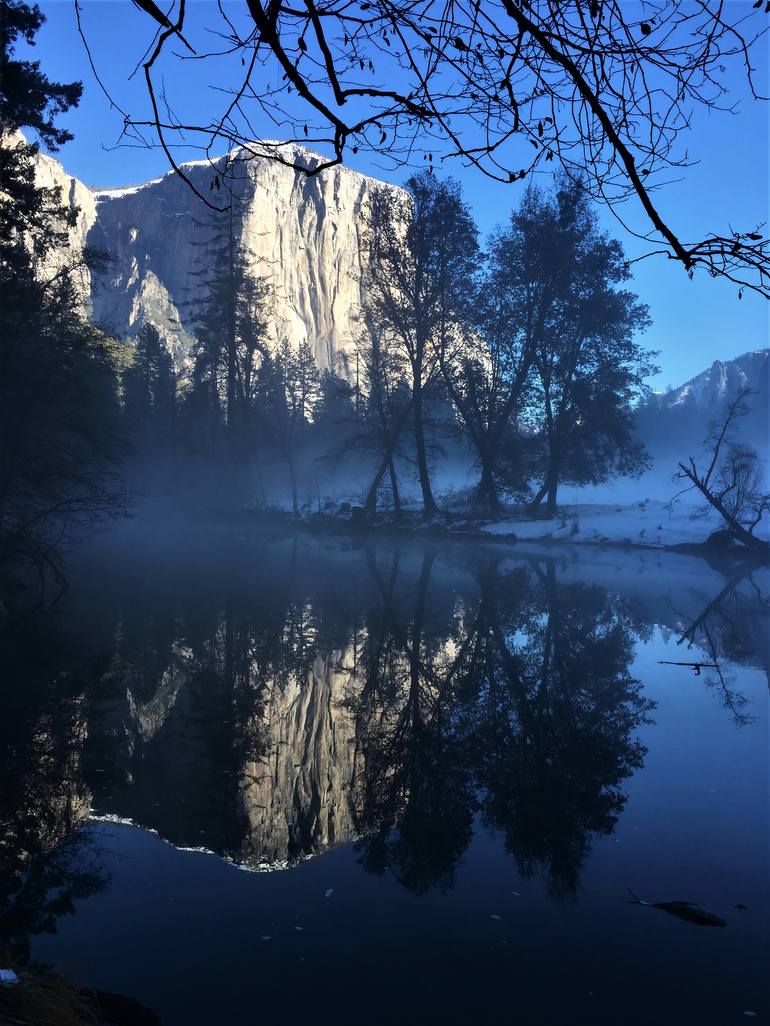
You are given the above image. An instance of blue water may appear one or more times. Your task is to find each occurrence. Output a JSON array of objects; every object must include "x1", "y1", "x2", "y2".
[{"x1": 2, "y1": 530, "x2": 767, "y2": 1025}]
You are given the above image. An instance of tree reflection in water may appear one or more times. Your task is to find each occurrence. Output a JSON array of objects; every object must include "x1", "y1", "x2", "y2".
[
  {"x1": 0, "y1": 611, "x2": 110, "y2": 963},
  {"x1": 1, "y1": 534, "x2": 765, "y2": 959},
  {"x1": 671, "y1": 565, "x2": 769, "y2": 724},
  {"x1": 351, "y1": 550, "x2": 653, "y2": 899}
]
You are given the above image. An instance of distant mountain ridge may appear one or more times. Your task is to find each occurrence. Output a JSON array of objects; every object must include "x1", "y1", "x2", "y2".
[
  {"x1": 638, "y1": 348, "x2": 768, "y2": 464},
  {"x1": 656, "y1": 349, "x2": 769, "y2": 412}
]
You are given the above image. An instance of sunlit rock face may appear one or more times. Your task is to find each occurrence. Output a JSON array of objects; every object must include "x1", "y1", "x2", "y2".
[
  {"x1": 86, "y1": 641, "x2": 363, "y2": 870},
  {"x1": 35, "y1": 143, "x2": 398, "y2": 373},
  {"x1": 6, "y1": 135, "x2": 96, "y2": 305},
  {"x1": 239, "y1": 651, "x2": 361, "y2": 867}
]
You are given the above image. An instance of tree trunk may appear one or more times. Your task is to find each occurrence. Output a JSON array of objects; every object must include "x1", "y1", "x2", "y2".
[
  {"x1": 528, "y1": 480, "x2": 548, "y2": 514},
  {"x1": 677, "y1": 462, "x2": 770, "y2": 556},
  {"x1": 388, "y1": 454, "x2": 402, "y2": 517},
  {"x1": 546, "y1": 474, "x2": 558, "y2": 517},
  {"x1": 413, "y1": 377, "x2": 437, "y2": 518},
  {"x1": 531, "y1": 457, "x2": 559, "y2": 518},
  {"x1": 287, "y1": 451, "x2": 299, "y2": 516},
  {"x1": 475, "y1": 456, "x2": 502, "y2": 515},
  {"x1": 365, "y1": 452, "x2": 389, "y2": 513},
  {"x1": 365, "y1": 404, "x2": 411, "y2": 514}
]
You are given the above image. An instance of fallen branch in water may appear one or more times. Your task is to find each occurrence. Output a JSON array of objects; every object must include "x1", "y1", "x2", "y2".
[{"x1": 627, "y1": 889, "x2": 727, "y2": 927}]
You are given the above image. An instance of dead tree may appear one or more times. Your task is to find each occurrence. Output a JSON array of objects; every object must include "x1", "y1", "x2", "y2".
[{"x1": 674, "y1": 389, "x2": 770, "y2": 557}]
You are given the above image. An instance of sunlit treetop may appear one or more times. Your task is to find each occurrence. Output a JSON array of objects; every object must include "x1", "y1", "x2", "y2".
[{"x1": 1, "y1": 0, "x2": 82, "y2": 148}]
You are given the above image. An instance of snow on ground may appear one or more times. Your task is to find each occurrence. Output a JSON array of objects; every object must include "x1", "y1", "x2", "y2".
[
  {"x1": 472, "y1": 500, "x2": 770, "y2": 549},
  {"x1": 246, "y1": 492, "x2": 769, "y2": 554}
]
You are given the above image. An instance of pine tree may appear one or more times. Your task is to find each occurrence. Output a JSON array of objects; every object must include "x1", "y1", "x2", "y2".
[
  {"x1": 264, "y1": 339, "x2": 321, "y2": 514},
  {"x1": 188, "y1": 187, "x2": 271, "y2": 488},
  {"x1": 122, "y1": 323, "x2": 176, "y2": 458},
  {"x1": 0, "y1": 1, "x2": 126, "y2": 581}
]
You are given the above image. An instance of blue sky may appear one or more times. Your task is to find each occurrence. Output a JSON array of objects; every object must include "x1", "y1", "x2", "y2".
[{"x1": 27, "y1": 1, "x2": 770, "y2": 389}]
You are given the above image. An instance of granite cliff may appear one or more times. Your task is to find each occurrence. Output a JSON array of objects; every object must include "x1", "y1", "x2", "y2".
[{"x1": 34, "y1": 141, "x2": 398, "y2": 372}]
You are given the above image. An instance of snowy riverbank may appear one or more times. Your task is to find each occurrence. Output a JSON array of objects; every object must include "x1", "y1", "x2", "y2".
[
  {"x1": 278, "y1": 498, "x2": 770, "y2": 558},
  {"x1": 460, "y1": 500, "x2": 756, "y2": 549}
]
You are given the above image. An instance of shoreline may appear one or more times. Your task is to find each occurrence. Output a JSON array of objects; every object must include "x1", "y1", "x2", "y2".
[{"x1": 229, "y1": 503, "x2": 770, "y2": 567}]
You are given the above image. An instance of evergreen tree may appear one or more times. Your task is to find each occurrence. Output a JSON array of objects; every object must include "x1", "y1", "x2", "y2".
[
  {"x1": 0, "y1": 1, "x2": 126, "y2": 581},
  {"x1": 312, "y1": 370, "x2": 356, "y2": 453},
  {"x1": 122, "y1": 323, "x2": 176, "y2": 458},
  {"x1": 0, "y1": 2, "x2": 81, "y2": 150},
  {"x1": 187, "y1": 187, "x2": 272, "y2": 502},
  {"x1": 265, "y1": 340, "x2": 321, "y2": 515}
]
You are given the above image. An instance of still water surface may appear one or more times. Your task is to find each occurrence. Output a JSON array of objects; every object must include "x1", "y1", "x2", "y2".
[{"x1": 1, "y1": 526, "x2": 768, "y2": 1024}]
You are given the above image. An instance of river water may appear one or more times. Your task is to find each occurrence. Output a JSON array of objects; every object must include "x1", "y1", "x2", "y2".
[{"x1": 1, "y1": 525, "x2": 767, "y2": 1024}]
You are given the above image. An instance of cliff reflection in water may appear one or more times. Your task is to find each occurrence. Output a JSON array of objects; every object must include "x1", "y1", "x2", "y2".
[
  {"x1": 2, "y1": 531, "x2": 766, "y2": 946},
  {"x1": 81, "y1": 542, "x2": 655, "y2": 897}
]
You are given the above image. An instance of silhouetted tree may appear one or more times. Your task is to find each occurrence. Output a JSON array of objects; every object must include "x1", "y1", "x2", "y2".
[
  {"x1": 312, "y1": 370, "x2": 356, "y2": 456},
  {"x1": 363, "y1": 173, "x2": 480, "y2": 517},
  {"x1": 356, "y1": 323, "x2": 412, "y2": 515},
  {"x1": 189, "y1": 189, "x2": 271, "y2": 469},
  {"x1": 674, "y1": 388, "x2": 770, "y2": 556},
  {"x1": 122, "y1": 322, "x2": 176, "y2": 459},
  {"x1": 262, "y1": 340, "x2": 321, "y2": 514},
  {"x1": 438, "y1": 199, "x2": 543, "y2": 512},
  {"x1": 234, "y1": 270, "x2": 271, "y2": 456},
  {"x1": 0, "y1": 2, "x2": 126, "y2": 584},
  {"x1": 517, "y1": 182, "x2": 653, "y2": 515}
]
